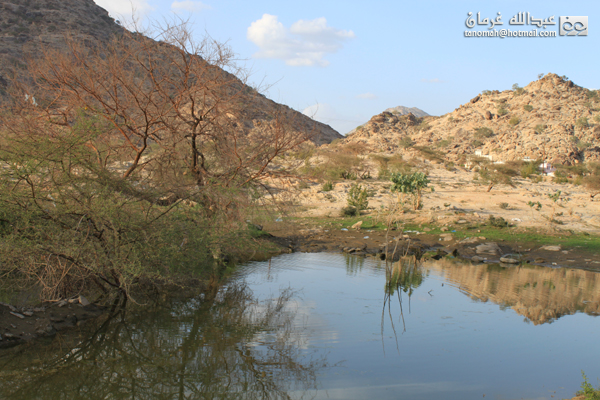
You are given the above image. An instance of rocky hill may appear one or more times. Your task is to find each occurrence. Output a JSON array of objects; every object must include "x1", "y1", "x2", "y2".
[
  {"x1": 384, "y1": 105, "x2": 430, "y2": 118},
  {"x1": 0, "y1": 0, "x2": 342, "y2": 145},
  {"x1": 342, "y1": 74, "x2": 600, "y2": 165},
  {"x1": 345, "y1": 105, "x2": 429, "y2": 136}
]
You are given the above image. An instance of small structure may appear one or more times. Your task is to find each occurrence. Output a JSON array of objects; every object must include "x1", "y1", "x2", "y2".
[{"x1": 539, "y1": 162, "x2": 556, "y2": 176}]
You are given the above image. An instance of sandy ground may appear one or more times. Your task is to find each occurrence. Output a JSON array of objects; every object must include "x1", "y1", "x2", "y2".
[{"x1": 286, "y1": 163, "x2": 600, "y2": 235}]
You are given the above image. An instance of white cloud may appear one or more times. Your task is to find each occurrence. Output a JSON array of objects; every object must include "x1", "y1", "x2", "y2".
[
  {"x1": 247, "y1": 14, "x2": 355, "y2": 67},
  {"x1": 94, "y1": 0, "x2": 153, "y2": 17},
  {"x1": 421, "y1": 78, "x2": 444, "y2": 83},
  {"x1": 171, "y1": 1, "x2": 211, "y2": 13},
  {"x1": 356, "y1": 92, "x2": 377, "y2": 100}
]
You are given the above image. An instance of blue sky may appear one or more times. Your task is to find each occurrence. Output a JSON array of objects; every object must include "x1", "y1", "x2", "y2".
[{"x1": 94, "y1": 0, "x2": 599, "y2": 134}]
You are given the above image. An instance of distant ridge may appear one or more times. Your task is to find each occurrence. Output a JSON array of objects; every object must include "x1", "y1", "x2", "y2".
[
  {"x1": 345, "y1": 106, "x2": 429, "y2": 135},
  {"x1": 341, "y1": 74, "x2": 600, "y2": 165}
]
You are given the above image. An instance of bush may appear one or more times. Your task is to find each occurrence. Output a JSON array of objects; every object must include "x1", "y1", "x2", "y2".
[
  {"x1": 390, "y1": 172, "x2": 432, "y2": 210},
  {"x1": 576, "y1": 371, "x2": 600, "y2": 400},
  {"x1": 488, "y1": 215, "x2": 508, "y2": 228},
  {"x1": 509, "y1": 116, "x2": 520, "y2": 126},
  {"x1": 534, "y1": 124, "x2": 546, "y2": 134},
  {"x1": 576, "y1": 116, "x2": 589, "y2": 128},
  {"x1": 436, "y1": 139, "x2": 450, "y2": 148},
  {"x1": 499, "y1": 202, "x2": 509, "y2": 210},
  {"x1": 321, "y1": 181, "x2": 333, "y2": 191},
  {"x1": 497, "y1": 107, "x2": 508, "y2": 116},
  {"x1": 475, "y1": 127, "x2": 494, "y2": 138},
  {"x1": 341, "y1": 206, "x2": 358, "y2": 217},
  {"x1": 523, "y1": 104, "x2": 533, "y2": 112},
  {"x1": 399, "y1": 136, "x2": 414, "y2": 149},
  {"x1": 347, "y1": 183, "x2": 369, "y2": 214},
  {"x1": 521, "y1": 160, "x2": 540, "y2": 178},
  {"x1": 414, "y1": 146, "x2": 444, "y2": 163},
  {"x1": 512, "y1": 83, "x2": 525, "y2": 96},
  {"x1": 471, "y1": 140, "x2": 483, "y2": 147}
]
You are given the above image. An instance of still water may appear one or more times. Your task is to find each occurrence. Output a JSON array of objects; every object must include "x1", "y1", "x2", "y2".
[{"x1": 1, "y1": 253, "x2": 599, "y2": 400}]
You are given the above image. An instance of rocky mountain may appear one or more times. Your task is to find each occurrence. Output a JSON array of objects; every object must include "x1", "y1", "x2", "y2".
[
  {"x1": 342, "y1": 74, "x2": 600, "y2": 165},
  {"x1": 384, "y1": 105, "x2": 430, "y2": 118},
  {"x1": 0, "y1": 0, "x2": 342, "y2": 145},
  {"x1": 345, "y1": 105, "x2": 429, "y2": 135}
]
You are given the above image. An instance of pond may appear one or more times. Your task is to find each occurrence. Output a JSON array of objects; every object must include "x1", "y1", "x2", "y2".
[{"x1": 1, "y1": 253, "x2": 599, "y2": 399}]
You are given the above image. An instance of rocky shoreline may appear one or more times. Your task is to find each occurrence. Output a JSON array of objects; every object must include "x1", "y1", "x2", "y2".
[{"x1": 0, "y1": 297, "x2": 105, "y2": 349}]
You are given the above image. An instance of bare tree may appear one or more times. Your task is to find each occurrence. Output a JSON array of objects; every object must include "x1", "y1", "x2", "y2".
[{"x1": 0, "y1": 20, "x2": 313, "y2": 300}]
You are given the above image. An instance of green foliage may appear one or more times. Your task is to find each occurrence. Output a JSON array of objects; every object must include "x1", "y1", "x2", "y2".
[
  {"x1": 523, "y1": 104, "x2": 533, "y2": 112},
  {"x1": 322, "y1": 181, "x2": 333, "y2": 191},
  {"x1": 347, "y1": 183, "x2": 369, "y2": 214},
  {"x1": 390, "y1": 172, "x2": 432, "y2": 210},
  {"x1": 521, "y1": 160, "x2": 540, "y2": 178},
  {"x1": 436, "y1": 139, "x2": 450, "y2": 148},
  {"x1": 488, "y1": 215, "x2": 508, "y2": 228},
  {"x1": 527, "y1": 201, "x2": 542, "y2": 211},
  {"x1": 534, "y1": 124, "x2": 546, "y2": 134},
  {"x1": 576, "y1": 116, "x2": 590, "y2": 128},
  {"x1": 471, "y1": 140, "x2": 483, "y2": 148},
  {"x1": 497, "y1": 107, "x2": 508, "y2": 116},
  {"x1": 478, "y1": 163, "x2": 518, "y2": 192},
  {"x1": 399, "y1": 136, "x2": 414, "y2": 148},
  {"x1": 512, "y1": 83, "x2": 525, "y2": 96},
  {"x1": 341, "y1": 206, "x2": 358, "y2": 217},
  {"x1": 372, "y1": 154, "x2": 413, "y2": 179},
  {"x1": 475, "y1": 127, "x2": 494, "y2": 138},
  {"x1": 414, "y1": 146, "x2": 444, "y2": 163},
  {"x1": 418, "y1": 121, "x2": 431, "y2": 131},
  {"x1": 594, "y1": 115, "x2": 600, "y2": 123},
  {"x1": 577, "y1": 371, "x2": 600, "y2": 400},
  {"x1": 509, "y1": 116, "x2": 520, "y2": 126},
  {"x1": 499, "y1": 202, "x2": 509, "y2": 210}
]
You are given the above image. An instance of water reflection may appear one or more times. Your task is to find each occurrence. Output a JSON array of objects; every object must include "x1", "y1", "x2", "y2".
[
  {"x1": 427, "y1": 260, "x2": 600, "y2": 324},
  {"x1": 0, "y1": 284, "x2": 328, "y2": 399}
]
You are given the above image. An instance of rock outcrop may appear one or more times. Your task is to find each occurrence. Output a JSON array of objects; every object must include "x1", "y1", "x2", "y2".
[
  {"x1": 341, "y1": 74, "x2": 600, "y2": 165},
  {"x1": 0, "y1": 0, "x2": 342, "y2": 145}
]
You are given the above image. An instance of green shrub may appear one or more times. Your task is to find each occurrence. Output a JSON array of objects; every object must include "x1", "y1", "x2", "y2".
[
  {"x1": 594, "y1": 115, "x2": 600, "y2": 123},
  {"x1": 534, "y1": 124, "x2": 546, "y2": 134},
  {"x1": 322, "y1": 181, "x2": 333, "y2": 191},
  {"x1": 523, "y1": 104, "x2": 533, "y2": 112},
  {"x1": 497, "y1": 107, "x2": 508, "y2": 116},
  {"x1": 509, "y1": 116, "x2": 520, "y2": 126},
  {"x1": 576, "y1": 371, "x2": 600, "y2": 400},
  {"x1": 390, "y1": 172, "x2": 432, "y2": 210},
  {"x1": 488, "y1": 215, "x2": 508, "y2": 228},
  {"x1": 436, "y1": 139, "x2": 450, "y2": 148},
  {"x1": 347, "y1": 183, "x2": 369, "y2": 214},
  {"x1": 399, "y1": 136, "x2": 414, "y2": 148},
  {"x1": 341, "y1": 206, "x2": 358, "y2": 217},
  {"x1": 520, "y1": 160, "x2": 540, "y2": 178},
  {"x1": 576, "y1": 116, "x2": 589, "y2": 128},
  {"x1": 471, "y1": 140, "x2": 483, "y2": 147},
  {"x1": 512, "y1": 83, "x2": 525, "y2": 96},
  {"x1": 499, "y1": 202, "x2": 509, "y2": 210},
  {"x1": 475, "y1": 127, "x2": 494, "y2": 138}
]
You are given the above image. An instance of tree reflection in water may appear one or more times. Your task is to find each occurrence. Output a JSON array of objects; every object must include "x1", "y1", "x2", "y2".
[
  {"x1": 381, "y1": 256, "x2": 426, "y2": 352},
  {"x1": 0, "y1": 284, "x2": 328, "y2": 399}
]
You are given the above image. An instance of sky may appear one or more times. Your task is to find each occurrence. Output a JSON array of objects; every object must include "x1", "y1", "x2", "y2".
[{"x1": 93, "y1": 0, "x2": 599, "y2": 135}]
